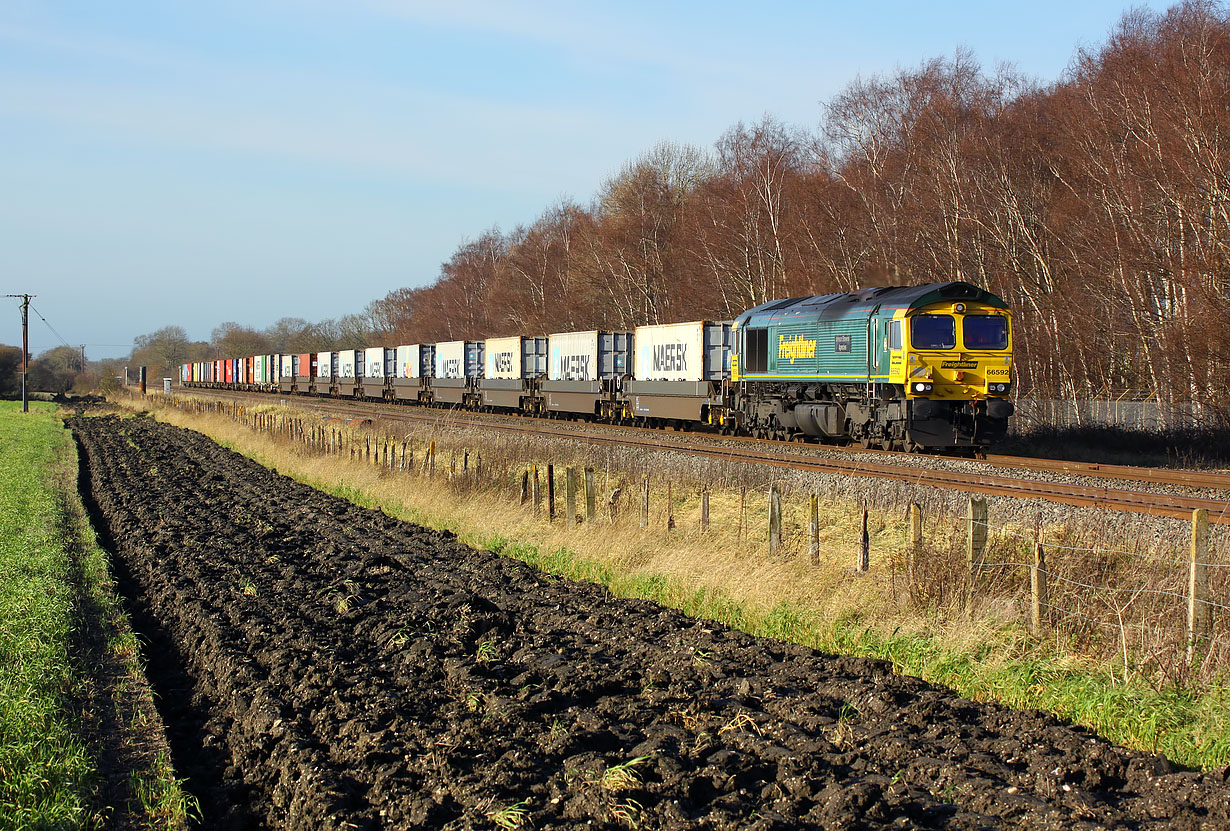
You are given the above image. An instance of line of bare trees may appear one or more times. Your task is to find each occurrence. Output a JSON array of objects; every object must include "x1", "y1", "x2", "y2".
[{"x1": 363, "y1": 2, "x2": 1229, "y2": 425}]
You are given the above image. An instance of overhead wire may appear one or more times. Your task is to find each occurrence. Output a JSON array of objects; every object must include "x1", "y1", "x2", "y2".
[{"x1": 29, "y1": 304, "x2": 75, "y2": 351}]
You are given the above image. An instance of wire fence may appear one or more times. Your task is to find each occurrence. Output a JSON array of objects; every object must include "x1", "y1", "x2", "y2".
[{"x1": 1011, "y1": 397, "x2": 1216, "y2": 431}]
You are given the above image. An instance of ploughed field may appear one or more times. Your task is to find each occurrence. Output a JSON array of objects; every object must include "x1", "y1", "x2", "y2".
[{"x1": 72, "y1": 415, "x2": 1227, "y2": 831}]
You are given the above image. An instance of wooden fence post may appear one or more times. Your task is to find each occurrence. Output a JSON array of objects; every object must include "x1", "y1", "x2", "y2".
[
  {"x1": 584, "y1": 467, "x2": 596, "y2": 523},
  {"x1": 429, "y1": 440, "x2": 436, "y2": 476},
  {"x1": 809, "y1": 494, "x2": 819, "y2": 566},
  {"x1": 967, "y1": 497, "x2": 988, "y2": 613},
  {"x1": 738, "y1": 486, "x2": 746, "y2": 540},
  {"x1": 768, "y1": 485, "x2": 782, "y2": 555},
  {"x1": 1030, "y1": 533, "x2": 1048, "y2": 635},
  {"x1": 1188, "y1": 508, "x2": 1212, "y2": 663},
  {"x1": 532, "y1": 466, "x2": 541, "y2": 516},
  {"x1": 547, "y1": 464, "x2": 556, "y2": 522},
  {"x1": 701, "y1": 488, "x2": 710, "y2": 530},
  {"x1": 521, "y1": 470, "x2": 529, "y2": 505},
  {"x1": 667, "y1": 481, "x2": 675, "y2": 530},
  {"x1": 566, "y1": 467, "x2": 578, "y2": 525},
  {"x1": 908, "y1": 503, "x2": 922, "y2": 588},
  {"x1": 857, "y1": 501, "x2": 870, "y2": 572},
  {"x1": 641, "y1": 476, "x2": 650, "y2": 528}
]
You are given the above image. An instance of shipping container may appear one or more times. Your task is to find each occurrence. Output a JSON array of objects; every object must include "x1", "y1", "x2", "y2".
[
  {"x1": 484, "y1": 336, "x2": 547, "y2": 380},
  {"x1": 296, "y1": 353, "x2": 314, "y2": 379},
  {"x1": 633, "y1": 321, "x2": 731, "y2": 382},
  {"x1": 336, "y1": 350, "x2": 359, "y2": 379},
  {"x1": 395, "y1": 345, "x2": 436, "y2": 378},
  {"x1": 435, "y1": 341, "x2": 484, "y2": 379},
  {"x1": 364, "y1": 347, "x2": 386, "y2": 378},
  {"x1": 316, "y1": 352, "x2": 333, "y2": 379},
  {"x1": 548, "y1": 331, "x2": 632, "y2": 381}
]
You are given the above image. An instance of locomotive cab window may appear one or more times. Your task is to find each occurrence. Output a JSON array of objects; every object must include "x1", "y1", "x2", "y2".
[
  {"x1": 962, "y1": 315, "x2": 1009, "y2": 350},
  {"x1": 889, "y1": 319, "x2": 902, "y2": 351},
  {"x1": 746, "y1": 328, "x2": 769, "y2": 373},
  {"x1": 910, "y1": 314, "x2": 956, "y2": 350}
]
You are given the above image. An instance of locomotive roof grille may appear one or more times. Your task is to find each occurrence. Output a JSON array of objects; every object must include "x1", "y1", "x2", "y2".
[{"x1": 735, "y1": 281, "x2": 1008, "y2": 325}]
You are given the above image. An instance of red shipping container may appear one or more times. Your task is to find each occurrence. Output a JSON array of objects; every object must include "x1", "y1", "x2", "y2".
[{"x1": 297, "y1": 353, "x2": 313, "y2": 379}]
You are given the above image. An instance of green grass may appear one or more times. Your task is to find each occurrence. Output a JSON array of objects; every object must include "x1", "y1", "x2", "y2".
[
  {"x1": 0, "y1": 403, "x2": 197, "y2": 830},
  {"x1": 0, "y1": 401, "x2": 92, "y2": 829}
]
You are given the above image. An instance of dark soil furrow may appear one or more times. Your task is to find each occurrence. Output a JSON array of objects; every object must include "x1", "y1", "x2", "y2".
[{"x1": 71, "y1": 415, "x2": 1229, "y2": 830}]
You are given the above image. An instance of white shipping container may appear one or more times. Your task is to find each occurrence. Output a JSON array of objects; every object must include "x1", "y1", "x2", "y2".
[
  {"x1": 484, "y1": 336, "x2": 523, "y2": 380},
  {"x1": 436, "y1": 341, "x2": 466, "y2": 379},
  {"x1": 281, "y1": 355, "x2": 294, "y2": 379},
  {"x1": 337, "y1": 350, "x2": 357, "y2": 379},
  {"x1": 364, "y1": 347, "x2": 385, "y2": 378},
  {"x1": 549, "y1": 331, "x2": 597, "y2": 381},
  {"x1": 396, "y1": 345, "x2": 419, "y2": 378},
  {"x1": 633, "y1": 321, "x2": 730, "y2": 382},
  {"x1": 316, "y1": 352, "x2": 332, "y2": 378}
]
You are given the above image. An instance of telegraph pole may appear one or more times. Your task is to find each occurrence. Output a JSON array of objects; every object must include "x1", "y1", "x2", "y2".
[{"x1": 4, "y1": 294, "x2": 34, "y2": 412}]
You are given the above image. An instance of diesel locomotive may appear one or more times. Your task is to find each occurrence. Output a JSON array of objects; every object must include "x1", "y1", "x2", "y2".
[{"x1": 181, "y1": 281, "x2": 1015, "y2": 452}]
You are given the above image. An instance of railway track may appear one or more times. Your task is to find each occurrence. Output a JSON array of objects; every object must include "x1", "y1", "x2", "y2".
[{"x1": 165, "y1": 388, "x2": 1230, "y2": 525}]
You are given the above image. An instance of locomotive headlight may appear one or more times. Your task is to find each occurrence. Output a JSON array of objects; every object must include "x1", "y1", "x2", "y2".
[{"x1": 913, "y1": 382, "x2": 933, "y2": 393}]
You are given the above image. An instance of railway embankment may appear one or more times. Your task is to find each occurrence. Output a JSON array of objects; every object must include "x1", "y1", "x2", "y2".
[{"x1": 72, "y1": 411, "x2": 1230, "y2": 828}]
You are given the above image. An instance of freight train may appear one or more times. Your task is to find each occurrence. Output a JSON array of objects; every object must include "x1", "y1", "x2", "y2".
[{"x1": 180, "y1": 281, "x2": 1015, "y2": 451}]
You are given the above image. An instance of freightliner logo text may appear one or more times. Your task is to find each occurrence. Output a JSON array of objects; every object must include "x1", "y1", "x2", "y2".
[{"x1": 779, "y1": 335, "x2": 817, "y2": 363}]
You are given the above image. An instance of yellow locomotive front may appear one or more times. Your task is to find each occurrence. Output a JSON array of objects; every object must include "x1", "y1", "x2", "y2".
[{"x1": 888, "y1": 296, "x2": 1014, "y2": 448}]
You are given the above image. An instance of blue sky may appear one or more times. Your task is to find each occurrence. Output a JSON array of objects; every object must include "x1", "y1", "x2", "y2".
[{"x1": 0, "y1": 0, "x2": 1173, "y2": 359}]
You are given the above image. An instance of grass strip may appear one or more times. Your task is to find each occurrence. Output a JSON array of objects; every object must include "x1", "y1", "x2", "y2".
[
  {"x1": 1, "y1": 402, "x2": 197, "y2": 830},
  {"x1": 0, "y1": 401, "x2": 92, "y2": 828}
]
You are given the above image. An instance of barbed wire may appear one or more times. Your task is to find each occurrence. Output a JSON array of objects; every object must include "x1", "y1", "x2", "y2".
[
  {"x1": 976, "y1": 558, "x2": 1229, "y2": 612},
  {"x1": 973, "y1": 518, "x2": 1230, "y2": 569}
]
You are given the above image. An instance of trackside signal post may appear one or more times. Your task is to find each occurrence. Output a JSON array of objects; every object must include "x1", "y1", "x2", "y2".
[{"x1": 4, "y1": 294, "x2": 33, "y2": 412}]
